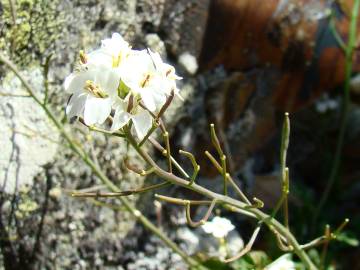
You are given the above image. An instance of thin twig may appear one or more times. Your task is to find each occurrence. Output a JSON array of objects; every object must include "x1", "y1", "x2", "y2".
[
  {"x1": 163, "y1": 132, "x2": 172, "y2": 173},
  {"x1": 320, "y1": 225, "x2": 331, "y2": 270},
  {"x1": 138, "y1": 121, "x2": 158, "y2": 147},
  {"x1": 300, "y1": 236, "x2": 327, "y2": 250},
  {"x1": 78, "y1": 118, "x2": 125, "y2": 137},
  {"x1": 157, "y1": 89, "x2": 174, "y2": 119},
  {"x1": 125, "y1": 131, "x2": 317, "y2": 269},
  {"x1": 244, "y1": 197, "x2": 264, "y2": 209},
  {"x1": 149, "y1": 137, "x2": 190, "y2": 178},
  {"x1": 210, "y1": 123, "x2": 224, "y2": 157},
  {"x1": 155, "y1": 194, "x2": 213, "y2": 206},
  {"x1": 0, "y1": 92, "x2": 30, "y2": 97},
  {"x1": 275, "y1": 232, "x2": 294, "y2": 251},
  {"x1": 333, "y1": 218, "x2": 349, "y2": 236},
  {"x1": 179, "y1": 149, "x2": 200, "y2": 185},
  {"x1": 205, "y1": 151, "x2": 251, "y2": 205},
  {"x1": 224, "y1": 225, "x2": 262, "y2": 262},
  {"x1": 301, "y1": 219, "x2": 349, "y2": 250},
  {"x1": 271, "y1": 168, "x2": 289, "y2": 219},
  {"x1": 185, "y1": 199, "x2": 217, "y2": 227},
  {"x1": 280, "y1": 113, "x2": 290, "y2": 229},
  {"x1": 221, "y1": 155, "x2": 227, "y2": 195},
  {"x1": 209, "y1": 124, "x2": 229, "y2": 195},
  {"x1": 71, "y1": 182, "x2": 170, "y2": 197}
]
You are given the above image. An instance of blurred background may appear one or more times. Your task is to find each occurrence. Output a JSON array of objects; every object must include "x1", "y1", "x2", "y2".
[{"x1": 0, "y1": 0, "x2": 360, "y2": 269}]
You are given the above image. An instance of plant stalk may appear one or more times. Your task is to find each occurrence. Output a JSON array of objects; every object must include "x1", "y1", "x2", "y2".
[{"x1": 0, "y1": 54, "x2": 205, "y2": 269}]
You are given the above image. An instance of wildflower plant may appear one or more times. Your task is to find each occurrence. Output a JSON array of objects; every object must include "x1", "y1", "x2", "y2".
[
  {"x1": 62, "y1": 33, "x2": 350, "y2": 270},
  {"x1": 1, "y1": 8, "x2": 358, "y2": 265}
]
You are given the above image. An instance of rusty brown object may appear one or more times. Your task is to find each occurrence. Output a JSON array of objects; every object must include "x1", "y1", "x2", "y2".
[
  {"x1": 199, "y1": 0, "x2": 360, "y2": 111},
  {"x1": 172, "y1": 0, "x2": 360, "y2": 177}
]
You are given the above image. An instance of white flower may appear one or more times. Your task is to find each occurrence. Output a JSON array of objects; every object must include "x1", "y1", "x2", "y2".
[
  {"x1": 111, "y1": 96, "x2": 153, "y2": 140},
  {"x1": 65, "y1": 33, "x2": 131, "y2": 125},
  {"x1": 65, "y1": 68, "x2": 120, "y2": 125},
  {"x1": 64, "y1": 32, "x2": 180, "y2": 138},
  {"x1": 201, "y1": 217, "x2": 235, "y2": 238},
  {"x1": 264, "y1": 254, "x2": 296, "y2": 270},
  {"x1": 84, "y1": 33, "x2": 132, "y2": 69},
  {"x1": 120, "y1": 49, "x2": 181, "y2": 111},
  {"x1": 101, "y1": 33, "x2": 131, "y2": 59}
]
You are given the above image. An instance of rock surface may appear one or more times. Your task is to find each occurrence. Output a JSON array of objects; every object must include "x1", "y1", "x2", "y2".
[
  {"x1": 1, "y1": 0, "x2": 360, "y2": 269},
  {"x1": 0, "y1": 0, "x2": 199, "y2": 269}
]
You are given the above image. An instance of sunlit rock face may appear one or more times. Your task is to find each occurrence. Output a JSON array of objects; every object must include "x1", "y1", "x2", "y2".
[
  {"x1": 0, "y1": 0, "x2": 197, "y2": 268},
  {"x1": 0, "y1": 69, "x2": 59, "y2": 194},
  {"x1": 0, "y1": 0, "x2": 359, "y2": 268}
]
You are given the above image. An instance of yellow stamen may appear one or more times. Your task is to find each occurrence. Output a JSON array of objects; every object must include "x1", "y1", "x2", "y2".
[
  {"x1": 79, "y1": 50, "x2": 87, "y2": 64},
  {"x1": 112, "y1": 53, "x2": 122, "y2": 68},
  {"x1": 84, "y1": 80, "x2": 108, "y2": 98},
  {"x1": 141, "y1": 74, "x2": 151, "y2": 88}
]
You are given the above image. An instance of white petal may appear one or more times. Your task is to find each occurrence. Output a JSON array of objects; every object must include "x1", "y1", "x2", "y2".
[
  {"x1": 151, "y1": 88, "x2": 167, "y2": 108},
  {"x1": 201, "y1": 222, "x2": 215, "y2": 234},
  {"x1": 132, "y1": 110, "x2": 153, "y2": 140},
  {"x1": 140, "y1": 90, "x2": 157, "y2": 111},
  {"x1": 64, "y1": 73, "x2": 76, "y2": 92},
  {"x1": 104, "y1": 70, "x2": 121, "y2": 97},
  {"x1": 92, "y1": 70, "x2": 114, "y2": 97},
  {"x1": 213, "y1": 230, "x2": 227, "y2": 238},
  {"x1": 111, "y1": 107, "x2": 130, "y2": 131},
  {"x1": 64, "y1": 72, "x2": 88, "y2": 93},
  {"x1": 148, "y1": 49, "x2": 163, "y2": 69},
  {"x1": 83, "y1": 96, "x2": 112, "y2": 125},
  {"x1": 66, "y1": 91, "x2": 87, "y2": 118},
  {"x1": 87, "y1": 50, "x2": 113, "y2": 68}
]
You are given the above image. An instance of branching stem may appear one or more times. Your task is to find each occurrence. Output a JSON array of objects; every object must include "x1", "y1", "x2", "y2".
[
  {"x1": 0, "y1": 54, "x2": 204, "y2": 269},
  {"x1": 179, "y1": 149, "x2": 200, "y2": 185},
  {"x1": 185, "y1": 199, "x2": 217, "y2": 227},
  {"x1": 125, "y1": 130, "x2": 317, "y2": 270}
]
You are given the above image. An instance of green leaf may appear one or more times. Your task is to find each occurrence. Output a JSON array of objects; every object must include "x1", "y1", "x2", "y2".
[
  {"x1": 336, "y1": 232, "x2": 359, "y2": 247},
  {"x1": 117, "y1": 79, "x2": 130, "y2": 99}
]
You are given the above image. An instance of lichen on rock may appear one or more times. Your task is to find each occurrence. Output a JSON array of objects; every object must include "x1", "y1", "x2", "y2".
[{"x1": 0, "y1": 0, "x2": 64, "y2": 66}]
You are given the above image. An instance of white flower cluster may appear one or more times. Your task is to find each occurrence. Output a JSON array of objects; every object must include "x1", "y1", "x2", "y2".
[
  {"x1": 64, "y1": 33, "x2": 181, "y2": 139},
  {"x1": 201, "y1": 216, "x2": 235, "y2": 238}
]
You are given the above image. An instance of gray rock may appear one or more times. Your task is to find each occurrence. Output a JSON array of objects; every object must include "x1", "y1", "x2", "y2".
[{"x1": 0, "y1": 0, "x2": 198, "y2": 269}]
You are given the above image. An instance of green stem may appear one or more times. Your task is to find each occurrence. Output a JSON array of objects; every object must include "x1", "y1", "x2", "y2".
[
  {"x1": 71, "y1": 181, "x2": 170, "y2": 197},
  {"x1": 0, "y1": 54, "x2": 205, "y2": 269},
  {"x1": 315, "y1": 0, "x2": 360, "y2": 225},
  {"x1": 125, "y1": 131, "x2": 318, "y2": 270}
]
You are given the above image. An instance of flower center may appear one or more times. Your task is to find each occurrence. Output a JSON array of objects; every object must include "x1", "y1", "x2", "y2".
[
  {"x1": 112, "y1": 50, "x2": 130, "y2": 68},
  {"x1": 140, "y1": 73, "x2": 152, "y2": 88},
  {"x1": 84, "y1": 80, "x2": 108, "y2": 98},
  {"x1": 112, "y1": 53, "x2": 122, "y2": 68}
]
